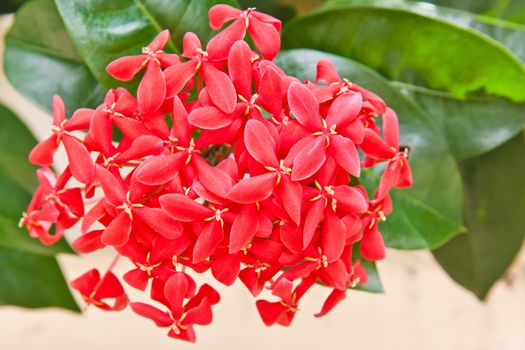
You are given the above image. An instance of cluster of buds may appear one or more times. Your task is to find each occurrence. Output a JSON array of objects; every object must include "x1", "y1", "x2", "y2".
[{"x1": 20, "y1": 4, "x2": 412, "y2": 343}]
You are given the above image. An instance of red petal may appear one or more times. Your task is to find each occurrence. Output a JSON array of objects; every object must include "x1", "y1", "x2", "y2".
[
  {"x1": 321, "y1": 210, "x2": 346, "y2": 263},
  {"x1": 329, "y1": 134, "x2": 360, "y2": 177},
  {"x1": 188, "y1": 106, "x2": 235, "y2": 129},
  {"x1": 89, "y1": 106, "x2": 113, "y2": 154},
  {"x1": 29, "y1": 136, "x2": 58, "y2": 166},
  {"x1": 256, "y1": 300, "x2": 286, "y2": 326},
  {"x1": 326, "y1": 92, "x2": 362, "y2": 128},
  {"x1": 193, "y1": 157, "x2": 234, "y2": 198},
  {"x1": 182, "y1": 32, "x2": 202, "y2": 57},
  {"x1": 316, "y1": 59, "x2": 341, "y2": 84},
  {"x1": 207, "y1": 19, "x2": 247, "y2": 60},
  {"x1": 114, "y1": 135, "x2": 164, "y2": 163},
  {"x1": 131, "y1": 302, "x2": 172, "y2": 327},
  {"x1": 287, "y1": 82, "x2": 322, "y2": 131},
  {"x1": 227, "y1": 173, "x2": 276, "y2": 204},
  {"x1": 184, "y1": 298, "x2": 213, "y2": 325},
  {"x1": 333, "y1": 185, "x2": 368, "y2": 213},
  {"x1": 138, "y1": 61, "x2": 166, "y2": 114},
  {"x1": 62, "y1": 135, "x2": 94, "y2": 184},
  {"x1": 383, "y1": 107, "x2": 400, "y2": 148},
  {"x1": 106, "y1": 55, "x2": 145, "y2": 81},
  {"x1": 193, "y1": 220, "x2": 223, "y2": 263},
  {"x1": 211, "y1": 254, "x2": 241, "y2": 285},
  {"x1": 95, "y1": 166, "x2": 126, "y2": 205},
  {"x1": 148, "y1": 29, "x2": 170, "y2": 51},
  {"x1": 291, "y1": 137, "x2": 326, "y2": 181},
  {"x1": 135, "y1": 152, "x2": 186, "y2": 185},
  {"x1": 360, "y1": 225, "x2": 386, "y2": 261},
  {"x1": 248, "y1": 17, "x2": 280, "y2": 60},
  {"x1": 72, "y1": 230, "x2": 104, "y2": 253},
  {"x1": 101, "y1": 212, "x2": 132, "y2": 247},
  {"x1": 244, "y1": 119, "x2": 278, "y2": 167},
  {"x1": 202, "y1": 63, "x2": 237, "y2": 113},
  {"x1": 360, "y1": 129, "x2": 396, "y2": 160},
  {"x1": 123, "y1": 269, "x2": 150, "y2": 291},
  {"x1": 229, "y1": 205, "x2": 259, "y2": 253},
  {"x1": 134, "y1": 207, "x2": 183, "y2": 239},
  {"x1": 52, "y1": 95, "x2": 65, "y2": 125},
  {"x1": 164, "y1": 272, "x2": 188, "y2": 318},
  {"x1": 208, "y1": 4, "x2": 241, "y2": 29},
  {"x1": 164, "y1": 60, "x2": 197, "y2": 99},
  {"x1": 259, "y1": 66, "x2": 283, "y2": 115},
  {"x1": 277, "y1": 176, "x2": 302, "y2": 226},
  {"x1": 303, "y1": 199, "x2": 325, "y2": 249},
  {"x1": 228, "y1": 40, "x2": 253, "y2": 99},
  {"x1": 159, "y1": 193, "x2": 211, "y2": 221},
  {"x1": 315, "y1": 289, "x2": 346, "y2": 318}
]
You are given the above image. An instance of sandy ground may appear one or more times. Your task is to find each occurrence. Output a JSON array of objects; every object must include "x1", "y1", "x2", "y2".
[{"x1": 1, "y1": 14, "x2": 525, "y2": 350}]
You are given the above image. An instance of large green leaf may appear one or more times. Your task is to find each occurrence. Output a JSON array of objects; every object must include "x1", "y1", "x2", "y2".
[
  {"x1": 4, "y1": 0, "x2": 105, "y2": 112},
  {"x1": 428, "y1": 0, "x2": 525, "y2": 25},
  {"x1": 282, "y1": 6, "x2": 525, "y2": 101},
  {"x1": 433, "y1": 134, "x2": 525, "y2": 300},
  {"x1": 324, "y1": 0, "x2": 525, "y2": 62},
  {"x1": 0, "y1": 0, "x2": 26, "y2": 13},
  {"x1": 55, "y1": 0, "x2": 239, "y2": 89},
  {"x1": 0, "y1": 246, "x2": 78, "y2": 310},
  {"x1": 282, "y1": 4, "x2": 525, "y2": 159},
  {"x1": 0, "y1": 104, "x2": 77, "y2": 310},
  {"x1": 353, "y1": 246, "x2": 383, "y2": 293},
  {"x1": 276, "y1": 49, "x2": 464, "y2": 249}
]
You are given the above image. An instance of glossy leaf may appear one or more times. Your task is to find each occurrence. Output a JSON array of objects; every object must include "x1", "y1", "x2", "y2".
[
  {"x1": 324, "y1": 0, "x2": 525, "y2": 62},
  {"x1": 276, "y1": 50, "x2": 464, "y2": 249},
  {"x1": 284, "y1": 3, "x2": 525, "y2": 159},
  {"x1": 0, "y1": 0, "x2": 26, "y2": 13},
  {"x1": 282, "y1": 5, "x2": 525, "y2": 102},
  {"x1": 55, "y1": 0, "x2": 239, "y2": 89},
  {"x1": 4, "y1": 0, "x2": 105, "y2": 112},
  {"x1": 433, "y1": 135, "x2": 525, "y2": 300},
  {"x1": 0, "y1": 104, "x2": 77, "y2": 310},
  {"x1": 354, "y1": 247, "x2": 383, "y2": 293},
  {"x1": 0, "y1": 246, "x2": 79, "y2": 311}
]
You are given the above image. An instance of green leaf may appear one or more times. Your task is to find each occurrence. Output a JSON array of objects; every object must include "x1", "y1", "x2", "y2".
[
  {"x1": 353, "y1": 247, "x2": 383, "y2": 293},
  {"x1": 324, "y1": 0, "x2": 525, "y2": 63},
  {"x1": 276, "y1": 49, "x2": 464, "y2": 249},
  {"x1": 0, "y1": 104, "x2": 77, "y2": 310},
  {"x1": 433, "y1": 134, "x2": 525, "y2": 300},
  {"x1": 0, "y1": 246, "x2": 79, "y2": 311},
  {"x1": 0, "y1": 0, "x2": 27, "y2": 13},
  {"x1": 397, "y1": 83, "x2": 525, "y2": 161},
  {"x1": 282, "y1": 5, "x2": 525, "y2": 101},
  {"x1": 4, "y1": 0, "x2": 106, "y2": 112},
  {"x1": 238, "y1": 0, "x2": 297, "y2": 23},
  {"x1": 54, "y1": 0, "x2": 239, "y2": 89},
  {"x1": 283, "y1": 3, "x2": 525, "y2": 159}
]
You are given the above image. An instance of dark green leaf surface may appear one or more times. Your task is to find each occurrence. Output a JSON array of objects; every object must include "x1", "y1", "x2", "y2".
[
  {"x1": 0, "y1": 0, "x2": 26, "y2": 13},
  {"x1": 396, "y1": 83, "x2": 525, "y2": 160},
  {"x1": 276, "y1": 50, "x2": 464, "y2": 249},
  {"x1": 282, "y1": 6, "x2": 525, "y2": 102},
  {"x1": 433, "y1": 134, "x2": 525, "y2": 300},
  {"x1": 324, "y1": 1, "x2": 525, "y2": 62},
  {"x1": 354, "y1": 250, "x2": 383, "y2": 293},
  {"x1": 0, "y1": 246, "x2": 78, "y2": 311},
  {"x1": 284, "y1": 3, "x2": 525, "y2": 159},
  {"x1": 55, "y1": 0, "x2": 238, "y2": 89},
  {"x1": 4, "y1": 0, "x2": 105, "y2": 112},
  {"x1": 0, "y1": 104, "x2": 77, "y2": 310}
]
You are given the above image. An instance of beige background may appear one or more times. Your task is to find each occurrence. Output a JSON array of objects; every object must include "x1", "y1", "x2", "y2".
[{"x1": 1, "y1": 14, "x2": 525, "y2": 350}]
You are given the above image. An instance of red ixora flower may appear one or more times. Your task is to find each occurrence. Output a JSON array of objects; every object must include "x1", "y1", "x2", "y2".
[{"x1": 22, "y1": 4, "x2": 412, "y2": 344}]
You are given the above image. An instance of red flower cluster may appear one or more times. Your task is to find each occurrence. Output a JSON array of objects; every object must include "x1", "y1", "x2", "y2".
[{"x1": 21, "y1": 4, "x2": 412, "y2": 343}]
